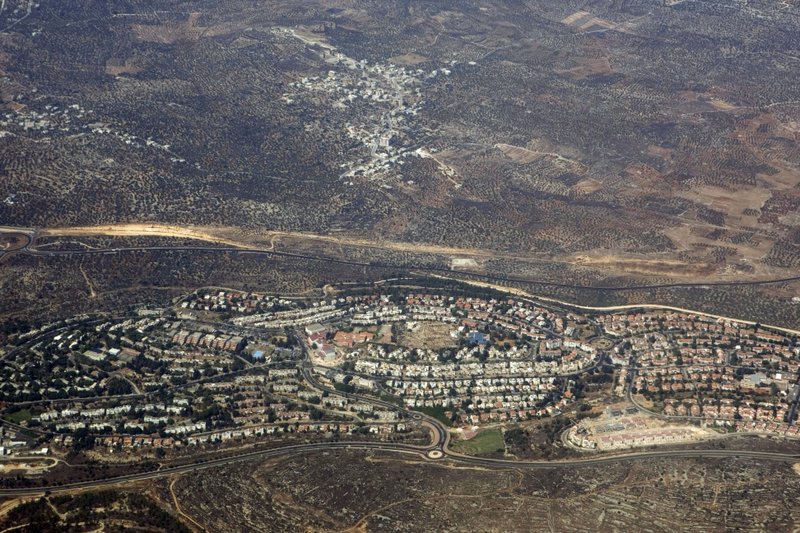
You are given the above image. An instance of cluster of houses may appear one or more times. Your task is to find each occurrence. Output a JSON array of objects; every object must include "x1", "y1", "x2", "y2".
[
  {"x1": 462, "y1": 402, "x2": 567, "y2": 425},
  {"x1": 95, "y1": 435, "x2": 176, "y2": 449},
  {"x1": 171, "y1": 329, "x2": 245, "y2": 352},
  {"x1": 183, "y1": 420, "x2": 411, "y2": 447},
  {"x1": 9, "y1": 349, "x2": 414, "y2": 456},
  {"x1": 628, "y1": 359, "x2": 796, "y2": 426},
  {"x1": 633, "y1": 366, "x2": 792, "y2": 397},
  {"x1": 91, "y1": 423, "x2": 411, "y2": 450},
  {"x1": 661, "y1": 397, "x2": 788, "y2": 423},
  {"x1": 235, "y1": 301, "x2": 348, "y2": 329},
  {"x1": 9, "y1": 285, "x2": 800, "y2": 458},
  {"x1": 278, "y1": 27, "x2": 429, "y2": 183},
  {"x1": 605, "y1": 311, "x2": 798, "y2": 369},
  {"x1": 570, "y1": 426, "x2": 700, "y2": 450},
  {"x1": 734, "y1": 420, "x2": 800, "y2": 437},
  {"x1": 357, "y1": 357, "x2": 583, "y2": 420},
  {"x1": 0, "y1": 309, "x2": 301, "y2": 405},
  {"x1": 1, "y1": 103, "x2": 88, "y2": 138},
  {"x1": 33, "y1": 399, "x2": 191, "y2": 434},
  {"x1": 605, "y1": 309, "x2": 800, "y2": 431},
  {"x1": 289, "y1": 292, "x2": 600, "y2": 424},
  {"x1": 180, "y1": 290, "x2": 296, "y2": 316}
]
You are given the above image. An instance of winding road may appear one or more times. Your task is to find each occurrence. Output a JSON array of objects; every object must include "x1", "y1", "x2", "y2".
[
  {"x1": 4, "y1": 225, "x2": 800, "y2": 294},
  {"x1": 2, "y1": 226, "x2": 800, "y2": 498},
  {"x1": 1, "y1": 435, "x2": 798, "y2": 497},
  {"x1": 3, "y1": 348, "x2": 799, "y2": 498}
]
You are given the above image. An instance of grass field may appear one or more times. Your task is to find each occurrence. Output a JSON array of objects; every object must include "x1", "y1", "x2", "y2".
[
  {"x1": 419, "y1": 406, "x2": 452, "y2": 427},
  {"x1": 2, "y1": 409, "x2": 32, "y2": 424},
  {"x1": 451, "y1": 428, "x2": 505, "y2": 456}
]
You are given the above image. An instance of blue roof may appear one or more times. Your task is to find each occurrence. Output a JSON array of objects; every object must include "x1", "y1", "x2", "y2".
[
  {"x1": 252, "y1": 350, "x2": 265, "y2": 359},
  {"x1": 467, "y1": 331, "x2": 488, "y2": 345}
]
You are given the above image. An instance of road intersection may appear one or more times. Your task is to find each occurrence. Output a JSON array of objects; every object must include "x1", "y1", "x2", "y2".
[
  {"x1": 2, "y1": 349, "x2": 799, "y2": 497},
  {"x1": 2, "y1": 225, "x2": 800, "y2": 498}
]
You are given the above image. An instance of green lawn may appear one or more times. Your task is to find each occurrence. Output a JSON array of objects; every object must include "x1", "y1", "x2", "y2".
[
  {"x1": 2, "y1": 409, "x2": 32, "y2": 424},
  {"x1": 419, "y1": 406, "x2": 452, "y2": 427},
  {"x1": 451, "y1": 428, "x2": 505, "y2": 456}
]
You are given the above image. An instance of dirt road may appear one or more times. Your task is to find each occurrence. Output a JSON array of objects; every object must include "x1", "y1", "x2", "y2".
[{"x1": 34, "y1": 223, "x2": 775, "y2": 282}]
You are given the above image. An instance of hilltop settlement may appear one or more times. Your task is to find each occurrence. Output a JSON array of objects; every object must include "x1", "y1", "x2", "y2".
[{"x1": 1, "y1": 280, "x2": 798, "y2": 477}]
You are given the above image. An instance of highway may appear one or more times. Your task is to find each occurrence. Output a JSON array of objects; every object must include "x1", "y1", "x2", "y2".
[
  {"x1": 9, "y1": 228, "x2": 800, "y2": 338},
  {"x1": 1, "y1": 437, "x2": 798, "y2": 497},
  {"x1": 0, "y1": 441, "x2": 430, "y2": 497},
  {"x1": 3, "y1": 227, "x2": 800, "y2": 497},
  {"x1": 5, "y1": 226, "x2": 800, "y2": 294},
  {"x1": 2, "y1": 334, "x2": 800, "y2": 497},
  {"x1": 446, "y1": 447, "x2": 800, "y2": 469}
]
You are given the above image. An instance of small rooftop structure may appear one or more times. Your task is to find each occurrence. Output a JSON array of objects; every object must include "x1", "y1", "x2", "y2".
[
  {"x1": 305, "y1": 323, "x2": 326, "y2": 336},
  {"x1": 467, "y1": 331, "x2": 489, "y2": 346}
]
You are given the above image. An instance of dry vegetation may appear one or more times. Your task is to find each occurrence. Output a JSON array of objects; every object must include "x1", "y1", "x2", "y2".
[
  {"x1": 397, "y1": 321, "x2": 456, "y2": 351},
  {"x1": 1, "y1": 3, "x2": 800, "y2": 525},
  {"x1": 161, "y1": 450, "x2": 800, "y2": 531},
  {"x1": 0, "y1": 0, "x2": 797, "y2": 288},
  {"x1": 0, "y1": 487, "x2": 188, "y2": 532}
]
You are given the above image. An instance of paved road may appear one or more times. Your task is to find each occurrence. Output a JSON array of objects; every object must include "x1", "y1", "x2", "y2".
[
  {"x1": 2, "y1": 334, "x2": 799, "y2": 497},
  {"x1": 3, "y1": 229, "x2": 800, "y2": 497},
  {"x1": 6, "y1": 226, "x2": 800, "y2": 293},
  {"x1": 298, "y1": 364, "x2": 449, "y2": 449},
  {"x1": 0, "y1": 441, "x2": 429, "y2": 497},
  {"x1": 448, "y1": 448, "x2": 800, "y2": 469},
  {"x1": 1, "y1": 439, "x2": 798, "y2": 497}
]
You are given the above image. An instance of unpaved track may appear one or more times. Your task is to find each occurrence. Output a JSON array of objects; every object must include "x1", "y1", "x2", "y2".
[
  {"x1": 31, "y1": 223, "x2": 776, "y2": 281},
  {"x1": 40, "y1": 223, "x2": 536, "y2": 260},
  {"x1": 40, "y1": 224, "x2": 251, "y2": 249},
  {"x1": 18, "y1": 224, "x2": 800, "y2": 296}
]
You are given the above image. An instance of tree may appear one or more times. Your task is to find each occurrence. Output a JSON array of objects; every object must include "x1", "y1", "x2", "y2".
[
  {"x1": 107, "y1": 377, "x2": 133, "y2": 395},
  {"x1": 72, "y1": 428, "x2": 95, "y2": 451}
]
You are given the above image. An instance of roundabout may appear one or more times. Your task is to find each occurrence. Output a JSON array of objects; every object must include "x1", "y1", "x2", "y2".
[{"x1": 426, "y1": 450, "x2": 444, "y2": 460}]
